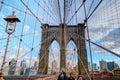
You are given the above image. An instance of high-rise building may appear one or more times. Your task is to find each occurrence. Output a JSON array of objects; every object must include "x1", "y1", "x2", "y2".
[
  {"x1": 8, "y1": 58, "x2": 16, "y2": 75},
  {"x1": 107, "y1": 61, "x2": 119, "y2": 71},
  {"x1": 20, "y1": 59, "x2": 26, "y2": 68},
  {"x1": 88, "y1": 62, "x2": 99, "y2": 71},
  {"x1": 93, "y1": 63, "x2": 98, "y2": 70},
  {"x1": 99, "y1": 60, "x2": 107, "y2": 70},
  {"x1": 34, "y1": 61, "x2": 38, "y2": 67},
  {"x1": 51, "y1": 60, "x2": 58, "y2": 73},
  {"x1": 88, "y1": 62, "x2": 92, "y2": 71}
]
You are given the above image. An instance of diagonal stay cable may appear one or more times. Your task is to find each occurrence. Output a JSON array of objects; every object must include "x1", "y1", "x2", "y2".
[
  {"x1": 86, "y1": 0, "x2": 94, "y2": 17},
  {"x1": 19, "y1": 32, "x2": 56, "y2": 59},
  {"x1": 16, "y1": 2, "x2": 29, "y2": 61},
  {"x1": 20, "y1": 0, "x2": 43, "y2": 25},
  {"x1": 84, "y1": 2, "x2": 95, "y2": 79},
  {"x1": 87, "y1": 0, "x2": 103, "y2": 20},
  {"x1": 29, "y1": 2, "x2": 40, "y2": 68},
  {"x1": 1, "y1": 1, "x2": 32, "y2": 16},
  {"x1": 0, "y1": 23, "x2": 32, "y2": 48}
]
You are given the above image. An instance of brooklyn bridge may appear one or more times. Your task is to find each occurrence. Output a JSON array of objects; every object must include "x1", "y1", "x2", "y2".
[{"x1": 0, "y1": 0, "x2": 120, "y2": 80}]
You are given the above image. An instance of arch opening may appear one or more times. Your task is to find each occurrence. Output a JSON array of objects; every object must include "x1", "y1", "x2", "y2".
[
  {"x1": 48, "y1": 40, "x2": 60, "y2": 74},
  {"x1": 66, "y1": 40, "x2": 78, "y2": 74}
]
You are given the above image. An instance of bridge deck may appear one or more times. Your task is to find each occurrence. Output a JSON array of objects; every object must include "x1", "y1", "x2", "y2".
[{"x1": 3, "y1": 75, "x2": 120, "y2": 80}]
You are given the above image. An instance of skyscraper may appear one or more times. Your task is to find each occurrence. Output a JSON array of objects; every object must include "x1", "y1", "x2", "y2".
[
  {"x1": 51, "y1": 60, "x2": 58, "y2": 73},
  {"x1": 107, "y1": 61, "x2": 119, "y2": 71},
  {"x1": 93, "y1": 63, "x2": 98, "y2": 70},
  {"x1": 20, "y1": 59, "x2": 26, "y2": 68},
  {"x1": 99, "y1": 60, "x2": 107, "y2": 70},
  {"x1": 88, "y1": 62, "x2": 92, "y2": 71}
]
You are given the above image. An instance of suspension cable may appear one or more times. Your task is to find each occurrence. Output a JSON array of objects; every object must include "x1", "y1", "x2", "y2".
[
  {"x1": 64, "y1": 0, "x2": 66, "y2": 24},
  {"x1": 34, "y1": 0, "x2": 59, "y2": 24},
  {"x1": 67, "y1": 0, "x2": 86, "y2": 24},
  {"x1": 57, "y1": 0, "x2": 62, "y2": 23},
  {"x1": 44, "y1": 0, "x2": 59, "y2": 24},
  {"x1": 1, "y1": 1, "x2": 32, "y2": 16},
  {"x1": 84, "y1": 2, "x2": 95, "y2": 79},
  {"x1": 19, "y1": 32, "x2": 56, "y2": 59},
  {"x1": 0, "y1": 0, "x2": 4, "y2": 12},
  {"x1": 29, "y1": 1, "x2": 40, "y2": 68},
  {"x1": 74, "y1": 0, "x2": 77, "y2": 24},
  {"x1": 16, "y1": 3, "x2": 28, "y2": 62},
  {"x1": 14, "y1": 1, "x2": 29, "y2": 75},
  {"x1": 20, "y1": 0, "x2": 43, "y2": 25},
  {"x1": 86, "y1": 0, "x2": 94, "y2": 17},
  {"x1": 87, "y1": 0, "x2": 103, "y2": 20}
]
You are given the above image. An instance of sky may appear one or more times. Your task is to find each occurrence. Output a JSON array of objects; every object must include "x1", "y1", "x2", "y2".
[{"x1": 0, "y1": 0, "x2": 120, "y2": 71}]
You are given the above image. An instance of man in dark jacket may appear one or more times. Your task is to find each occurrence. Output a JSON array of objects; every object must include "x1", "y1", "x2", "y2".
[{"x1": 68, "y1": 73, "x2": 75, "y2": 80}]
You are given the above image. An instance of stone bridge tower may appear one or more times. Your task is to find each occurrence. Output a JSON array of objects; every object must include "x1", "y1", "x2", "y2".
[{"x1": 38, "y1": 23, "x2": 88, "y2": 75}]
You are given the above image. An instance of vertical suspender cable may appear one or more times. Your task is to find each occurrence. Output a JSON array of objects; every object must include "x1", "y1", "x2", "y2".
[
  {"x1": 83, "y1": 2, "x2": 95, "y2": 80},
  {"x1": 58, "y1": 0, "x2": 62, "y2": 23},
  {"x1": 15, "y1": 0, "x2": 29, "y2": 71},
  {"x1": 64, "y1": 0, "x2": 66, "y2": 24},
  {"x1": 29, "y1": 0, "x2": 40, "y2": 68}
]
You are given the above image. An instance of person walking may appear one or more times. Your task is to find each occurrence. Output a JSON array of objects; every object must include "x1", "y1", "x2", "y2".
[
  {"x1": 57, "y1": 71, "x2": 68, "y2": 80},
  {"x1": 77, "y1": 75, "x2": 83, "y2": 80},
  {"x1": 68, "y1": 73, "x2": 75, "y2": 80}
]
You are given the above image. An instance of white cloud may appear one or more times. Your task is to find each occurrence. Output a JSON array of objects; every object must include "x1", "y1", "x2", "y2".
[
  {"x1": 23, "y1": 25, "x2": 30, "y2": 32},
  {"x1": 94, "y1": 28, "x2": 120, "y2": 54},
  {"x1": 8, "y1": 55, "x2": 16, "y2": 60},
  {"x1": 112, "y1": 48, "x2": 120, "y2": 55},
  {"x1": 13, "y1": 46, "x2": 30, "y2": 58},
  {"x1": 87, "y1": 1, "x2": 120, "y2": 55},
  {"x1": 4, "y1": 5, "x2": 12, "y2": 11},
  {"x1": 0, "y1": 50, "x2": 5, "y2": 54}
]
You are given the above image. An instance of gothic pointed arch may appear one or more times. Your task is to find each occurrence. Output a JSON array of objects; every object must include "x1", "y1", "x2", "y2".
[{"x1": 38, "y1": 23, "x2": 88, "y2": 75}]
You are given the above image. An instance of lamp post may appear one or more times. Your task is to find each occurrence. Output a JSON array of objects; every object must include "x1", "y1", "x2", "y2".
[{"x1": 0, "y1": 11, "x2": 20, "y2": 79}]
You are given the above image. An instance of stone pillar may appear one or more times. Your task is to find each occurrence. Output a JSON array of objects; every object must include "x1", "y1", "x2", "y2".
[
  {"x1": 77, "y1": 24, "x2": 88, "y2": 75},
  {"x1": 38, "y1": 24, "x2": 49, "y2": 74},
  {"x1": 60, "y1": 24, "x2": 66, "y2": 72},
  {"x1": 60, "y1": 48, "x2": 66, "y2": 71}
]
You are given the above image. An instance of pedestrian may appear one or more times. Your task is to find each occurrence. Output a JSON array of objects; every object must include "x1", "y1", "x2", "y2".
[
  {"x1": 77, "y1": 75, "x2": 84, "y2": 80},
  {"x1": 62, "y1": 71, "x2": 68, "y2": 80},
  {"x1": 68, "y1": 73, "x2": 75, "y2": 80},
  {"x1": 57, "y1": 72, "x2": 62, "y2": 80},
  {"x1": 57, "y1": 71, "x2": 67, "y2": 80}
]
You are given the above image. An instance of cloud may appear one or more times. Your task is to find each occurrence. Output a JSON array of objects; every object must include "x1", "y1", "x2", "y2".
[
  {"x1": 92, "y1": 28, "x2": 120, "y2": 54},
  {"x1": 0, "y1": 50, "x2": 5, "y2": 54},
  {"x1": 8, "y1": 55, "x2": 16, "y2": 60},
  {"x1": 13, "y1": 46, "x2": 30, "y2": 58},
  {"x1": 23, "y1": 25, "x2": 30, "y2": 32}
]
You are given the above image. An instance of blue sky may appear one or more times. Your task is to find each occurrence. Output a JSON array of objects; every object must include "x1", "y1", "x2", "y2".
[{"x1": 0, "y1": 0, "x2": 120, "y2": 70}]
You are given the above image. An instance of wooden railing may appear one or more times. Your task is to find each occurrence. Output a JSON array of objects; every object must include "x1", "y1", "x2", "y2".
[{"x1": 3, "y1": 75, "x2": 57, "y2": 80}]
